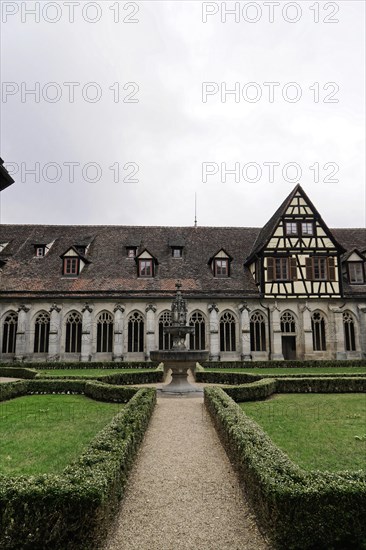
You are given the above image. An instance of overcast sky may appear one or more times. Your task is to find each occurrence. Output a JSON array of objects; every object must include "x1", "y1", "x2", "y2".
[{"x1": 1, "y1": 0, "x2": 365, "y2": 228}]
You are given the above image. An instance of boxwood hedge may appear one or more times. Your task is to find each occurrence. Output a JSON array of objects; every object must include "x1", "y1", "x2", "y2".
[
  {"x1": 205, "y1": 387, "x2": 366, "y2": 549},
  {"x1": 202, "y1": 359, "x2": 366, "y2": 369},
  {"x1": 0, "y1": 387, "x2": 156, "y2": 549},
  {"x1": 0, "y1": 361, "x2": 159, "y2": 370},
  {"x1": 0, "y1": 366, "x2": 38, "y2": 379}
]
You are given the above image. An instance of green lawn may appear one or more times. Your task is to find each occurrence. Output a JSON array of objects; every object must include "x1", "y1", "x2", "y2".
[
  {"x1": 240, "y1": 394, "x2": 366, "y2": 471},
  {"x1": 0, "y1": 395, "x2": 124, "y2": 475},
  {"x1": 207, "y1": 367, "x2": 366, "y2": 375},
  {"x1": 37, "y1": 368, "x2": 152, "y2": 377}
]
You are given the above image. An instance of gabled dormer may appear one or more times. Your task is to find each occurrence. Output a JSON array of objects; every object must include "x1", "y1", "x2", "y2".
[
  {"x1": 208, "y1": 249, "x2": 232, "y2": 278},
  {"x1": 136, "y1": 249, "x2": 158, "y2": 278},
  {"x1": 245, "y1": 185, "x2": 345, "y2": 298},
  {"x1": 342, "y1": 249, "x2": 366, "y2": 285},
  {"x1": 60, "y1": 246, "x2": 90, "y2": 277}
]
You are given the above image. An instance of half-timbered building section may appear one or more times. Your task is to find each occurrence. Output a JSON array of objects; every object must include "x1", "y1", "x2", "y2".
[{"x1": 0, "y1": 185, "x2": 365, "y2": 362}]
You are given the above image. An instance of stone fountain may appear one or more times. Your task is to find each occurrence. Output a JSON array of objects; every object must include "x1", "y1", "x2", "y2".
[{"x1": 150, "y1": 282, "x2": 209, "y2": 394}]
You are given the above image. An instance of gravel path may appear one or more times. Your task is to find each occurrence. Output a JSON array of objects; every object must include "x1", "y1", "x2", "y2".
[{"x1": 103, "y1": 397, "x2": 269, "y2": 550}]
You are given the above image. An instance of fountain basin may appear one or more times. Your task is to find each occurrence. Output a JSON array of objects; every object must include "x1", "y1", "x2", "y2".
[{"x1": 150, "y1": 350, "x2": 209, "y2": 394}]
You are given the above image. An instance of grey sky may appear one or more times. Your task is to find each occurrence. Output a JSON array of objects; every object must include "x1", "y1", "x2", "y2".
[{"x1": 1, "y1": 0, "x2": 365, "y2": 228}]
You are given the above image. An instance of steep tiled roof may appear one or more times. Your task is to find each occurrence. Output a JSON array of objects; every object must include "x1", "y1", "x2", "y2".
[{"x1": 0, "y1": 224, "x2": 364, "y2": 299}]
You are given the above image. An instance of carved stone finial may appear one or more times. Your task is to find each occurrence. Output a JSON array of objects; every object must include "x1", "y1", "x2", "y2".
[
  {"x1": 175, "y1": 280, "x2": 182, "y2": 291},
  {"x1": 208, "y1": 304, "x2": 219, "y2": 314},
  {"x1": 146, "y1": 304, "x2": 157, "y2": 313},
  {"x1": 18, "y1": 304, "x2": 30, "y2": 313},
  {"x1": 49, "y1": 303, "x2": 61, "y2": 313},
  {"x1": 239, "y1": 302, "x2": 250, "y2": 314},
  {"x1": 82, "y1": 302, "x2": 93, "y2": 313},
  {"x1": 114, "y1": 304, "x2": 125, "y2": 313}
]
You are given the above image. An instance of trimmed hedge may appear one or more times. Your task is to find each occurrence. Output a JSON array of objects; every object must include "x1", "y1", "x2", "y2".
[
  {"x1": 0, "y1": 380, "x2": 28, "y2": 402},
  {"x1": 98, "y1": 371, "x2": 163, "y2": 386},
  {"x1": 0, "y1": 361, "x2": 159, "y2": 370},
  {"x1": 276, "y1": 376, "x2": 366, "y2": 393},
  {"x1": 205, "y1": 387, "x2": 366, "y2": 550},
  {"x1": 202, "y1": 359, "x2": 366, "y2": 369},
  {"x1": 0, "y1": 387, "x2": 156, "y2": 549},
  {"x1": 0, "y1": 367, "x2": 38, "y2": 379},
  {"x1": 85, "y1": 381, "x2": 138, "y2": 403},
  {"x1": 196, "y1": 371, "x2": 261, "y2": 385},
  {"x1": 223, "y1": 378, "x2": 276, "y2": 402}
]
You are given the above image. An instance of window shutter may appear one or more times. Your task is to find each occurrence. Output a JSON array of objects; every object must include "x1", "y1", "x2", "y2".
[
  {"x1": 290, "y1": 257, "x2": 297, "y2": 280},
  {"x1": 305, "y1": 257, "x2": 313, "y2": 280},
  {"x1": 267, "y1": 257, "x2": 274, "y2": 281},
  {"x1": 328, "y1": 257, "x2": 336, "y2": 281}
]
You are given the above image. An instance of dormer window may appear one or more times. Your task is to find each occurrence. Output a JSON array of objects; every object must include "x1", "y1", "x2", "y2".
[
  {"x1": 0, "y1": 242, "x2": 9, "y2": 253},
  {"x1": 63, "y1": 257, "x2": 79, "y2": 276},
  {"x1": 172, "y1": 247, "x2": 183, "y2": 258},
  {"x1": 127, "y1": 247, "x2": 137, "y2": 258},
  {"x1": 214, "y1": 258, "x2": 229, "y2": 277},
  {"x1": 139, "y1": 259, "x2": 153, "y2": 277},
  {"x1": 35, "y1": 246, "x2": 46, "y2": 257},
  {"x1": 348, "y1": 262, "x2": 365, "y2": 284}
]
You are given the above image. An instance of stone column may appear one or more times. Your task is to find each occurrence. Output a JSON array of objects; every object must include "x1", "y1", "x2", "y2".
[
  {"x1": 239, "y1": 303, "x2": 251, "y2": 360},
  {"x1": 113, "y1": 304, "x2": 125, "y2": 362},
  {"x1": 270, "y1": 304, "x2": 284, "y2": 360},
  {"x1": 208, "y1": 304, "x2": 220, "y2": 361},
  {"x1": 145, "y1": 304, "x2": 157, "y2": 360},
  {"x1": 329, "y1": 306, "x2": 346, "y2": 359},
  {"x1": 300, "y1": 303, "x2": 313, "y2": 359},
  {"x1": 81, "y1": 303, "x2": 93, "y2": 362},
  {"x1": 15, "y1": 304, "x2": 30, "y2": 361},
  {"x1": 48, "y1": 303, "x2": 62, "y2": 361}
]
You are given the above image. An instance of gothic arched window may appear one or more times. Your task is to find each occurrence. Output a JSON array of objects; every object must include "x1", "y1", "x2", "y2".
[
  {"x1": 280, "y1": 311, "x2": 296, "y2": 333},
  {"x1": 220, "y1": 312, "x2": 236, "y2": 352},
  {"x1": 97, "y1": 312, "x2": 114, "y2": 353},
  {"x1": 312, "y1": 312, "x2": 326, "y2": 351},
  {"x1": 128, "y1": 312, "x2": 144, "y2": 352},
  {"x1": 65, "y1": 311, "x2": 82, "y2": 353},
  {"x1": 189, "y1": 312, "x2": 206, "y2": 350},
  {"x1": 2, "y1": 312, "x2": 18, "y2": 353},
  {"x1": 250, "y1": 311, "x2": 266, "y2": 351},
  {"x1": 34, "y1": 312, "x2": 50, "y2": 353},
  {"x1": 159, "y1": 311, "x2": 172, "y2": 350},
  {"x1": 343, "y1": 312, "x2": 356, "y2": 352}
]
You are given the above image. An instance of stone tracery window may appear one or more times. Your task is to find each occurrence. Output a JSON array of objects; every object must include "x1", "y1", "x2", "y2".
[
  {"x1": 2, "y1": 312, "x2": 18, "y2": 353},
  {"x1": 189, "y1": 312, "x2": 206, "y2": 350},
  {"x1": 159, "y1": 311, "x2": 172, "y2": 350},
  {"x1": 250, "y1": 311, "x2": 266, "y2": 352},
  {"x1": 34, "y1": 312, "x2": 50, "y2": 353},
  {"x1": 220, "y1": 312, "x2": 236, "y2": 352},
  {"x1": 97, "y1": 312, "x2": 114, "y2": 353},
  {"x1": 128, "y1": 312, "x2": 144, "y2": 352},
  {"x1": 311, "y1": 312, "x2": 326, "y2": 351},
  {"x1": 343, "y1": 312, "x2": 356, "y2": 352},
  {"x1": 65, "y1": 311, "x2": 82, "y2": 353},
  {"x1": 280, "y1": 311, "x2": 296, "y2": 333}
]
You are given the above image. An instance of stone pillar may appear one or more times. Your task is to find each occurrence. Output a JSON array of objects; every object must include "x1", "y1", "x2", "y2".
[
  {"x1": 113, "y1": 304, "x2": 125, "y2": 362},
  {"x1": 239, "y1": 303, "x2": 251, "y2": 360},
  {"x1": 145, "y1": 304, "x2": 157, "y2": 360},
  {"x1": 208, "y1": 304, "x2": 220, "y2": 361},
  {"x1": 329, "y1": 306, "x2": 346, "y2": 359},
  {"x1": 270, "y1": 305, "x2": 284, "y2": 360},
  {"x1": 48, "y1": 303, "x2": 62, "y2": 361},
  {"x1": 81, "y1": 303, "x2": 93, "y2": 362},
  {"x1": 357, "y1": 306, "x2": 366, "y2": 358},
  {"x1": 15, "y1": 304, "x2": 30, "y2": 361},
  {"x1": 300, "y1": 304, "x2": 313, "y2": 359}
]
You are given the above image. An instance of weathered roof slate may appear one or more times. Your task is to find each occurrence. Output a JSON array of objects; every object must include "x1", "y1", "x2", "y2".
[{"x1": 0, "y1": 224, "x2": 364, "y2": 299}]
